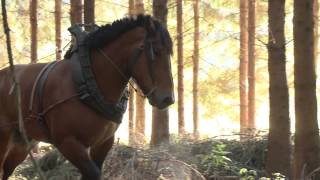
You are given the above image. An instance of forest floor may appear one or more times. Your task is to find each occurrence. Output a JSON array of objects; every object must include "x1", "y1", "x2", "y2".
[{"x1": 10, "y1": 133, "x2": 274, "y2": 180}]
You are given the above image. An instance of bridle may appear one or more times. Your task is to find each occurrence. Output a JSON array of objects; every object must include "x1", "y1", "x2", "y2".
[{"x1": 97, "y1": 32, "x2": 157, "y2": 99}]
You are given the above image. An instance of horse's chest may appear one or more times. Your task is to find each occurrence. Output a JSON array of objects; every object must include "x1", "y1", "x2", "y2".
[{"x1": 92, "y1": 122, "x2": 119, "y2": 146}]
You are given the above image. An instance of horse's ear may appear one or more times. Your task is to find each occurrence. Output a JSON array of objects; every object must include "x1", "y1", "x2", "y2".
[{"x1": 145, "y1": 17, "x2": 156, "y2": 35}]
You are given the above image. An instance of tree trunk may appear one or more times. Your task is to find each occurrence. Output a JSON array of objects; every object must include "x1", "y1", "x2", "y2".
[
  {"x1": 177, "y1": 0, "x2": 185, "y2": 135},
  {"x1": 150, "y1": 0, "x2": 170, "y2": 147},
  {"x1": 135, "y1": 0, "x2": 144, "y2": 14},
  {"x1": 128, "y1": 85, "x2": 135, "y2": 145},
  {"x1": 128, "y1": 0, "x2": 135, "y2": 146},
  {"x1": 314, "y1": 0, "x2": 319, "y2": 72},
  {"x1": 135, "y1": 0, "x2": 145, "y2": 143},
  {"x1": 239, "y1": 0, "x2": 248, "y2": 135},
  {"x1": 55, "y1": 0, "x2": 62, "y2": 60},
  {"x1": 30, "y1": 0, "x2": 38, "y2": 153},
  {"x1": 294, "y1": 0, "x2": 320, "y2": 178},
  {"x1": 248, "y1": 0, "x2": 256, "y2": 131},
  {"x1": 84, "y1": 0, "x2": 95, "y2": 31},
  {"x1": 30, "y1": 0, "x2": 37, "y2": 63},
  {"x1": 192, "y1": 0, "x2": 200, "y2": 139},
  {"x1": 266, "y1": 0, "x2": 291, "y2": 177},
  {"x1": 129, "y1": 0, "x2": 135, "y2": 16},
  {"x1": 70, "y1": 0, "x2": 82, "y2": 25}
]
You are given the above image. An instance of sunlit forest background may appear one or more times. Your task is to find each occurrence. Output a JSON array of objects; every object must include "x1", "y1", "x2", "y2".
[
  {"x1": 1, "y1": 0, "x2": 320, "y2": 179},
  {"x1": 0, "y1": 0, "x2": 302, "y2": 138}
]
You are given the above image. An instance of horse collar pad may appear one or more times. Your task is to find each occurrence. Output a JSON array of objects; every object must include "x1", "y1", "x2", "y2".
[{"x1": 68, "y1": 24, "x2": 128, "y2": 124}]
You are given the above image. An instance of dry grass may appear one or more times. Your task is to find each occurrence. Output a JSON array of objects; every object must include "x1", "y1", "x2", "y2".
[{"x1": 10, "y1": 133, "x2": 269, "y2": 180}]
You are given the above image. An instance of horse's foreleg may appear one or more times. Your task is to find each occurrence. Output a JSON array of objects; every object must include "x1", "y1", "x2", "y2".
[
  {"x1": 0, "y1": 129, "x2": 11, "y2": 179},
  {"x1": 2, "y1": 144, "x2": 28, "y2": 180},
  {"x1": 90, "y1": 136, "x2": 114, "y2": 170},
  {"x1": 56, "y1": 137, "x2": 101, "y2": 180}
]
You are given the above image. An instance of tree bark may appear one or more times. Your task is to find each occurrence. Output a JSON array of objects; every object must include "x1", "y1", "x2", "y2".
[
  {"x1": 314, "y1": 0, "x2": 319, "y2": 72},
  {"x1": 128, "y1": 0, "x2": 135, "y2": 146},
  {"x1": 30, "y1": 0, "x2": 37, "y2": 63},
  {"x1": 150, "y1": 0, "x2": 170, "y2": 147},
  {"x1": 192, "y1": 0, "x2": 200, "y2": 139},
  {"x1": 177, "y1": 0, "x2": 185, "y2": 135},
  {"x1": 55, "y1": 0, "x2": 62, "y2": 60},
  {"x1": 84, "y1": 0, "x2": 95, "y2": 31},
  {"x1": 248, "y1": 0, "x2": 256, "y2": 131},
  {"x1": 266, "y1": 0, "x2": 291, "y2": 177},
  {"x1": 30, "y1": 0, "x2": 38, "y2": 152},
  {"x1": 239, "y1": 0, "x2": 248, "y2": 135},
  {"x1": 70, "y1": 0, "x2": 82, "y2": 25},
  {"x1": 293, "y1": 0, "x2": 320, "y2": 178},
  {"x1": 129, "y1": 0, "x2": 135, "y2": 16},
  {"x1": 134, "y1": 0, "x2": 145, "y2": 143},
  {"x1": 135, "y1": 0, "x2": 144, "y2": 14},
  {"x1": 128, "y1": 85, "x2": 135, "y2": 145}
]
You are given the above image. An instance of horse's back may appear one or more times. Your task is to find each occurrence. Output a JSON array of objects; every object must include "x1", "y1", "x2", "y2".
[{"x1": 0, "y1": 64, "x2": 46, "y2": 120}]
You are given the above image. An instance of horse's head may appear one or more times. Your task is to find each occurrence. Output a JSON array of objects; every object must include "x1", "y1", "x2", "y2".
[{"x1": 129, "y1": 16, "x2": 174, "y2": 109}]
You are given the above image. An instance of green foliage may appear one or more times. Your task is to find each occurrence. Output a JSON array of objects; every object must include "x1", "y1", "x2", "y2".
[
  {"x1": 196, "y1": 142, "x2": 238, "y2": 175},
  {"x1": 239, "y1": 168, "x2": 258, "y2": 180}
]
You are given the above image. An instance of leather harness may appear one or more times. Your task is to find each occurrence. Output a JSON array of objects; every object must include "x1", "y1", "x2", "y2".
[
  {"x1": 28, "y1": 23, "x2": 157, "y2": 141},
  {"x1": 28, "y1": 24, "x2": 151, "y2": 140}
]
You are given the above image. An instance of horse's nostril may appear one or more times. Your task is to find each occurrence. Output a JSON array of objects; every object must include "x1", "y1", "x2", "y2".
[{"x1": 163, "y1": 96, "x2": 174, "y2": 105}]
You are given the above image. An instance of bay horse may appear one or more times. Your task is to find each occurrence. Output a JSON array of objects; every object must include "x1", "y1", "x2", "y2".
[{"x1": 0, "y1": 15, "x2": 174, "y2": 180}]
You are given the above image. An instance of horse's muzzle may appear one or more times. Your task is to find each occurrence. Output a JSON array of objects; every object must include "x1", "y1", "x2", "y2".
[{"x1": 148, "y1": 90, "x2": 175, "y2": 109}]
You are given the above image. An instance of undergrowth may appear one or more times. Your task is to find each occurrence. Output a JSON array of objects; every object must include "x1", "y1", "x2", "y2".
[{"x1": 10, "y1": 134, "x2": 270, "y2": 180}]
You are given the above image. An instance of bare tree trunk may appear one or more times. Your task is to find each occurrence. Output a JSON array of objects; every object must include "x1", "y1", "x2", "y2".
[
  {"x1": 30, "y1": 0, "x2": 37, "y2": 63},
  {"x1": 248, "y1": 0, "x2": 256, "y2": 131},
  {"x1": 135, "y1": 0, "x2": 145, "y2": 143},
  {"x1": 84, "y1": 0, "x2": 95, "y2": 31},
  {"x1": 314, "y1": 0, "x2": 319, "y2": 72},
  {"x1": 129, "y1": 0, "x2": 135, "y2": 16},
  {"x1": 177, "y1": 0, "x2": 185, "y2": 136},
  {"x1": 150, "y1": 0, "x2": 170, "y2": 147},
  {"x1": 135, "y1": 0, "x2": 144, "y2": 14},
  {"x1": 128, "y1": 85, "x2": 135, "y2": 145},
  {"x1": 70, "y1": 0, "x2": 82, "y2": 25},
  {"x1": 55, "y1": 0, "x2": 62, "y2": 60},
  {"x1": 266, "y1": 0, "x2": 291, "y2": 177},
  {"x1": 192, "y1": 0, "x2": 199, "y2": 139},
  {"x1": 294, "y1": 0, "x2": 320, "y2": 178},
  {"x1": 239, "y1": 0, "x2": 248, "y2": 135},
  {"x1": 128, "y1": 0, "x2": 135, "y2": 146},
  {"x1": 30, "y1": 0, "x2": 38, "y2": 153}
]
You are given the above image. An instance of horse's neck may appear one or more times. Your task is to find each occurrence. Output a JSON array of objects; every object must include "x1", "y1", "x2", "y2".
[
  {"x1": 90, "y1": 28, "x2": 145, "y2": 103},
  {"x1": 90, "y1": 44, "x2": 130, "y2": 103}
]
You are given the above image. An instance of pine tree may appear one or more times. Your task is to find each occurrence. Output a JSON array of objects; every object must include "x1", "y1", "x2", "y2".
[
  {"x1": 84, "y1": 0, "x2": 95, "y2": 31},
  {"x1": 55, "y1": 0, "x2": 62, "y2": 60},
  {"x1": 30, "y1": 0, "x2": 37, "y2": 63},
  {"x1": 128, "y1": 0, "x2": 135, "y2": 145},
  {"x1": 177, "y1": 0, "x2": 185, "y2": 135},
  {"x1": 266, "y1": 0, "x2": 291, "y2": 177},
  {"x1": 248, "y1": 0, "x2": 256, "y2": 131},
  {"x1": 239, "y1": 0, "x2": 248, "y2": 135},
  {"x1": 134, "y1": 0, "x2": 146, "y2": 143},
  {"x1": 70, "y1": 0, "x2": 82, "y2": 25},
  {"x1": 293, "y1": 0, "x2": 320, "y2": 177},
  {"x1": 192, "y1": 0, "x2": 200, "y2": 139},
  {"x1": 150, "y1": 0, "x2": 170, "y2": 146}
]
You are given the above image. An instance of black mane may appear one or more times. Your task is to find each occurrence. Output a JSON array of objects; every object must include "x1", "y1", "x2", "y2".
[{"x1": 84, "y1": 14, "x2": 173, "y2": 54}]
